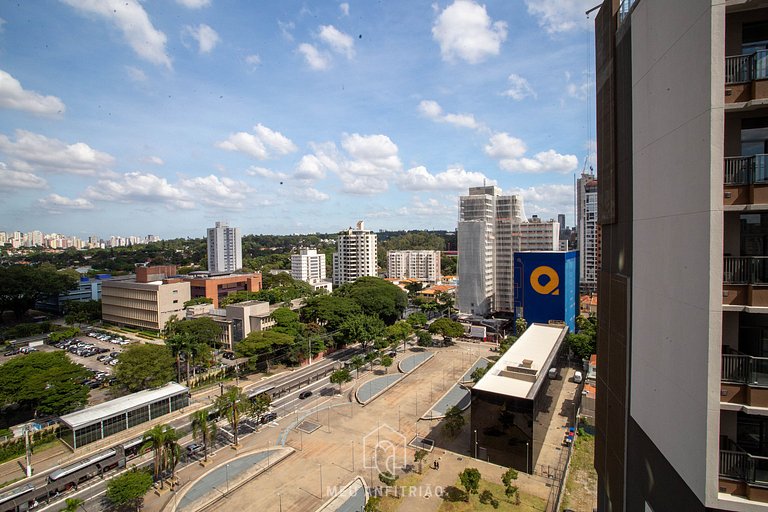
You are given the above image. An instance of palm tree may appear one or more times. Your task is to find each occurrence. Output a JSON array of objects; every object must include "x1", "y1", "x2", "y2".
[
  {"x1": 214, "y1": 386, "x2": 252, "y2": 447},
  {"x1": 165, "y1": 332, "x2": 192, "y2": 384},
  {"x1": 190, "y1": 409, "x2": 217, "y2": 462},
  {"x1": 141, "y1": 424, "x2": 170, "y2": 488},
  {"x1": 163, "y1": 428, "x2": 181, "y2": 483}
]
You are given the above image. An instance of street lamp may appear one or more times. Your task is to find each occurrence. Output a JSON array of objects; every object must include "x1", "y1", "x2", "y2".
[
  {"x1": 318, "y1": 463, "x2": 323, "y2": 499},
  {"x1": 277, "y1": 492, "x2": 282, "y2": 512},
  {"x1": 474, "y1": 430, "x2": 478, "y2": 459},
  {"x1": 526, "y1": 442, "x2": 530, "y2": 474},
  {"x1": 225, "y1": 463, "x2": 230, "y2": 492}
]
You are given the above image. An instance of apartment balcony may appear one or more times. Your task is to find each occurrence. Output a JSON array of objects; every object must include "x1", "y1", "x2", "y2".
[
  {"x1": 720, "y1": 439, "x2": 768, "y2": 502},
  {"x1": 723, "y1": 257, "x2": 768, "y2": 307},
  {"x1": 722, "y1": 352, "x2": 768, "y2": 408},
  {"x1": 724, "y1": 154, "x2": 768, "y2": 206},
  {"x1": 726, "y1": 51, "x2": 768, "y2": 106}
]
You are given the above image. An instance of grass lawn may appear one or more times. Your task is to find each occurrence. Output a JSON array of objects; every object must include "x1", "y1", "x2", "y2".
[
  {"x1": 376, "y1": 473, "x2": 425, "y2": 512},
  {"x1": 437, "y1": 478, "x2": 546, "y2": 512},
  {"x1": 560, "y1": 431, "x2": 597, "y2": 512}
]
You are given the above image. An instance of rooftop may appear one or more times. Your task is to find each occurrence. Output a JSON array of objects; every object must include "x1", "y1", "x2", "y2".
[
  {"x1": 60, "y1": 382, "x2": 188, "y2": 429},
  {"x1": 473, "y1": 323, "x2": 568, "y2": 399}
]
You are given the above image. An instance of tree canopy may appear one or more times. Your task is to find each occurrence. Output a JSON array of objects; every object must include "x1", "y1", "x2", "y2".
[
  {"x1": 300, "y1": 294, "x2": 362, "y2": 332},
  {"x1": 428, "y1": 318, "x2": 465, "y2": 337},
  {"x1": 106, "y1": 468, "x2": 154, "y2": 510},
  {"x1": 335, "y1": 313, "x2": 385, "y2": 349},
  {"x1": 114, "y1": 344, "x2": 176, "y2": 393},
  {"x1": 0, "y1": 351, "x2": 89, "y2": 416},
  {"x1": 63, "y1": 300, "x2": 102, "y2": 325},
  {"x1": 0, "y1": 264, "x2": 79, "y2": 320},
  {"x1": 335, "y1": 277, "x2": 407, "y2": 324}
]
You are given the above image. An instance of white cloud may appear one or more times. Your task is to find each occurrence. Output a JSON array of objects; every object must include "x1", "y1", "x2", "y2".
[
  {"x1": 500, "y1": 149, "x2": 578, "y2": 174},
  {"x1": 0, "y1": 69, "x2": 66, "y2": 116},
  {"x1": 85, "y1": 172, "x2": 195, "y2": 209},
  {"x1": 432, "y1": 0, "x2": 508, "y2": 64},
  {"x1": 143, "y1": 156, "x2": 164, "y2": 165},
  {"x1": 525, "y1": 0, "x2": 594, "y2": 34},
  {"x1": 507, "y1": 184, "x2": 574, "y2": 220},
  {"x1": 292, "y1": 187, "x2": 330, "y2": 202},
  {"x1": 484, "y1": 132, "x2": 526, "y2": 159},
  {"x1": 184, "y1": 24, "x2": 220, "y2": 54},
  {"x1": 319, "y1": 25, "x2": 355, "y2": 59},
  {"x1": 417, "y1": 100, "x2": 483, "y2": 131},
  {"x1": 216, "y1": 123, "x2": 297, "y2": 160},
  {"x1": 341, "y1": 133, "x2": 402, "y2": 176},
  {"x1": 502, "y1": 73, "x2": 536, "y2": 101},
  {"x1": 485, "y1": 132, "x2": 577, "y2": 174},
  {"x1": 0, "y1": 162, "x2": 47, "y2": 189},
  {"x1": 39, "y1": 193, "x2": 94, "y2": 211},
  {"x1": 246, "y1": 166, "x2": 288, "y2": 180},
  {"x1": 125, "y1": 66, "x2": 147, "y2": 82},
  {"x1": 398, "y1": 166, "x2": 491, "y2": 191},
  {"x1": 61, "y1": 0, "x2": 171, "y2": 69},
  {"x1": 278, "y1": 21, "x2": 295, "y2": 42},
  {"x1": 294, "y1": 143, "x2": 340, "y2": 180},
  {"x1": 298, "y1": 43, "x2": 330, "y2": 70},
  {"x1": 396, "y1": 196, "x2": 456, "y2": 217},
  {"x1": 0, "y1": 129, "x2": 115, "y2": 175},
  {"x1": 178, "y1": 174, "x2": 253, "y2": 210},
  {"x1": 565, "y1": 71, "x2": 594, "y2": 101},
  {"x1": 175, "y1": 0, "x2": 210, "y2": 8},
  {"x1": 245, "y1": 54, "x2": 261, "y2": 69},
  {"x1": 340, "y1": 3, "x2": 349, "y2": 16}
]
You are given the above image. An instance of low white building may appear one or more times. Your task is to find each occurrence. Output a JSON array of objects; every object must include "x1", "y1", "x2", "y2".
[{"x1": 387, "y1": 250, "x2": 441, "y2": 282}]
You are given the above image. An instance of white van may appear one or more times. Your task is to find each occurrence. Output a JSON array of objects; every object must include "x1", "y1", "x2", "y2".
[
  {"x1": 573, "y1": 371, "x2": 583, "y2": 383},
  {"x1": 548, "y1": 367, "x2": 558, "y2": 379}
]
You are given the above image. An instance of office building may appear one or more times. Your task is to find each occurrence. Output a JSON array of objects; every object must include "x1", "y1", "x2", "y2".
[
  {"x1": 518, "y1": 216, "x2": 560, "y2": 252},
  {"x1": 184, "y1": 271, "x2": 262, "y2": 308},
  {"x1": 594, "y1": 0, "x2": 768, "y2": 509},
  {"x1": 457, "y1": 186, "x2": 527, "y2": 316},
  {"x1": 101, "y1": 265, "x2": 189, "y2": 331},
  {"x1": 207, "y1": 221, "x2": 242, "y2": 274},
  {"x1": 577, "y1": 173, "x2": 600, "y2": 293},
  {"x1": 470, "y1": 323, "x2": 568, "y2": 472},
  {"x1": 513, "y1": 251, "x2": 578, "y2": 332},
  {"x1": 387, "y1": 250, "x2": 441, "y2": 283},
  {"x1": 332, "y1": 221, "x2": 377, "y2": 285}
]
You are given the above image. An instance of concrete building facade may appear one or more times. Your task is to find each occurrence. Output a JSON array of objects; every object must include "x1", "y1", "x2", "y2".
[
  {"x1": 207, "y1": 221, "x2": 242, "y2": 274},
  {"x1": 594, "y1": 0, "x2": 768, "y2": 510},
  {"x1": 185, "y1": 272, "x2": 262, "y2": 308},
  {"x1": 518, "y1": 215, "x2": 560, "y2": 252},
  {"x1": 101, "y1": 266, "x2": 190, "y2": 331},
  {"x1": 577, "y1": 173, "x2": 600, "y2": 293},
  {"x1": 291, "y1": 248, "x2": 328, "y2": 284},
  {"x1": 332, "y1": 221, "x2": 377, "y2": 285},
  {"x1": 387, "y1": 250, "x2": 441, "y2": 282}
]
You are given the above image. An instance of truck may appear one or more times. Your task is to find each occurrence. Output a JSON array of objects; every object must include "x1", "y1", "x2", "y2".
[{"x1": 469, "y1": 325, "x2": 487, "y2": 340}]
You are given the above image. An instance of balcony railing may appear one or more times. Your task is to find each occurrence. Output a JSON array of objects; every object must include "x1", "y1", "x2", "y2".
[
  {"x1": 722, "y1": 353, "x2": 768, "y2": 386},
  {"x1": 720, "y1": 442, "x2": 768, "y2": 485},
  {"x1": 726, "y1": 50, "x2": 768, "y2": 85},
  {"x1": 725, "y1": 154, "x2": 768, "y2": 186},
  {"x1": 723, "y1": 256, "x2": 768, "y2": 285}
]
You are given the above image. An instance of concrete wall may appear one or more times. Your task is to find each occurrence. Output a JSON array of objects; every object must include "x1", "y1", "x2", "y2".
[{"x1": 629, "y1": 0, "x2": 723, "y2": 505}]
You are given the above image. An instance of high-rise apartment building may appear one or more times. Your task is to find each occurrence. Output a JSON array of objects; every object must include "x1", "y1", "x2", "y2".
[
  {"x1": 207, "y1": 221, "x2": 242, "y2": 274},
  {"x1": 518, "y1": 215, "x2": 560, "y2": 252},
  {"x1": 332, "y1": 221, "x2": 377, "y2": 285},
  {"x1": 594, "y1": 0, "x2": 768, "y2": 510},
  {"x1": 291, "y1": 248, "x2": 327, "y2": 284},
  {"x1": 387, "y1": 250, "x2": 441, "y2": 282},
  {"x1": 577, "y1": 173, "x2": 600, "y2": 293},
  {"x1": 457, "y1": 186, "x2": 526, "y2": 316}
]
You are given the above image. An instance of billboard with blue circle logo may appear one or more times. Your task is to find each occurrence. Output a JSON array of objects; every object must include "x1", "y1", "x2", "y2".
[{"x1": 513, "y1": 251, "x2": 578, "y2": 332}]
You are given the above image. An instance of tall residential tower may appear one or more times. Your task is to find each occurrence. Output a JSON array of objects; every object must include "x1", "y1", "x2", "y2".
[
  {"x1": 206, "y1": 221, "x2": 242, "y2": 274},
  {"x1": 332, "y1": 221, "x2": 377, "y2": 285}
]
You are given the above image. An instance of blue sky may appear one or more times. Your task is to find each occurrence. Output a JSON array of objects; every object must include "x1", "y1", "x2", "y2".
[{"x1": 0, "y1": 0, "x2": 597, "y2": 239}]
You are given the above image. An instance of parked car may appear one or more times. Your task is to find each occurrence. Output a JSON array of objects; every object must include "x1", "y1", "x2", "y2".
[
  {"x1": 260, "y1": 412, "x2": 278, "y2": 424},
  {"x1": 186, "y1": 443, "x2": 205, "y2": 457},
  {"x1": 573, "y1": 371, "x2": 583, "y2": 384},
  {"x1": 298, "y1": 390, "x2": 313, "y2": 399}
]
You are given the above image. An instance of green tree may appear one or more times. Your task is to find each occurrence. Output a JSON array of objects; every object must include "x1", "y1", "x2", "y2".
[
  {"x1": 428, "y1": 318, "x2": 464, "y2": 338},
  {"x1": 301, "y1": 295, "x2": 362, "y2": 332},
  {"x1": 479, "y1": 489, "x2": 499, "y2": 508},
  {"x1": 386, "y1": 321, "x2": 413, "y2": 353},
  {"x1": 416, "y1": 330, "x2": 433, "y2": 347},
  {"x1": 378, "y1": 471, "x2": 399, "y2": 496},
  {"x1": 414, "y1": 449, "x2": 428, "y2": 474},
  {"x1": 329, "y1": 368, "x2": 352, "y2": 393},
  {"x1": 404, "y1": 281, "x2": 423, "y2": 295},
  {"x1": 335, "y1": 277, "x2": 407, "y2": 325},
  {"x1": 380, "y1": 355, "x2": 393, "y2": 373},
  {"x1": 498, "y1": 335, "x2": 517, "y2": 355},
  {"x1": 471, "y1": 363, "x2": 491, "y2": 383},
  {"x1": 48, "y1": 327, "x2": 81, "y2": 343},
  {"x1": 114, "y1": 344, "x2": 175, "y2": 393},
  {"x1": 141, "y1": 424, "x2": 177, "y2": 487},
  {"x1": 566, "y1": 332, "x2": 596, "y2": 360},
  {"x1": 406, "y1": 312, "x2": 428, "y2": 329},
  {"x1": 501, "y1": 467, "x2": 519, "y2": 502},
  {"x1": 349, "y1": 355, "x2": 365, "y2": 379},
  {"x1": 63, "y1": 300, "x2": 101, "y2": 325},
  {"x1": 515, "y1": 317, "x2": 528, "y2": 336},
  {"x1": 271, "y1": 307, "x2": 303, "y2": 337},
  {"x1": 335, "y1": 314, "x2": 385, "y2": 350},
  {"x1": 0, "y1": 351, "x2": 88, "y2": 416},
  {"x1": 61, "y1": 498, "x2": 84, "y2": 512},
  {"x1": 236, "y1": 330, "x2": 295, "y2": 371},
  {"x1": 251, "y1": 392, "x2": 272, "y2": 420},
  {"x1": 443, "y1": 405, "x2": 465, "y2": 439},
  {"x1": 0, "y1": 264, "x2": 79, "y2": 320},
  {"x1": 458, "y1": 468, "x2": 481, "y2": 501},
  {"x1": 105, "y1": 468, "x2": 153, "y2": 511},
  {"x1": 190, "y1": 409, "x2": 217, "y2": 462},
  {"x1": 183, "y1": 297, "x2": 213, "y2": 308},
  {"x1": 364, "y1": 496, "x2": 381, "y2": 512},
  {"x1": 215, "y1": 386, "x2": 252, "y2": 446}
]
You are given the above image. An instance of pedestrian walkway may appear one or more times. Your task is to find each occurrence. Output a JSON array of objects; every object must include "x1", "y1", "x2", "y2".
[
  {"x1": 421, "y1": 384, "x2": 470, "y2": 419},
  {"x1": 398, "y1": 352, "x2": 433, "y2": 373},
  {"x1": 314, "y1": 476, "x2": 366, "y2": 512},
  {"x1": 354, "y1": 374, "x2": 403, "y2": 404}
]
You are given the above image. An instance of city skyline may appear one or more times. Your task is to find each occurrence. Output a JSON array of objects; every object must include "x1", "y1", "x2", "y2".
[{"x1": 0, "y1": 0, "x2": 597, "y2": 238}]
